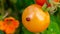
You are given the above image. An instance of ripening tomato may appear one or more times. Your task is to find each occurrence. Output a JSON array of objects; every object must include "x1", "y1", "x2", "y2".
[
  {"x1": 35, "y1": 0, "x2": 51, "y2": 7},
  {"x1": 22, "y1": 4, "x2": 50, "y2": 33},
  {"x1": 35, "y1": 0, "x2": 46, "y2": 6}
]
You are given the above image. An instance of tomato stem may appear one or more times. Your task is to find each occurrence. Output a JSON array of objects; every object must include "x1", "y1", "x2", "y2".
[
  {"x1": 42, "y1": 3, "x2": 47, "y2": 11},
  {"x1": 45, "y1": 7, "x2": 50, "y2": 11}
]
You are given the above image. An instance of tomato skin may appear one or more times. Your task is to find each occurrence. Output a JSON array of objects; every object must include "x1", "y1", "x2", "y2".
[
  {"x1": 35, "y1": 0, "x2": 46, "y2": 6},
  {"x1": 22, "y1": 4, "x2": 50, "y2": 33}
]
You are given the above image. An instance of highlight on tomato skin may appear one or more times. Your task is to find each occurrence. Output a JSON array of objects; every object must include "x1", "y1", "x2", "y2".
[{"x1": 22, "y1": 4, "x2": 50, "y2": 33}]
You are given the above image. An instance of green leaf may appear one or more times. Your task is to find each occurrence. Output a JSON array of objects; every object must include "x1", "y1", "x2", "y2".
[
  {"x1": 10, "y1": 0, "x2": 17, "y2": 4},
  {"x1": 24, "y1": 0, "x2": 35, "y2": 7},
  {"x1": 0, "y1": 30, "x2": 5, "y2": 34},
  {"x1": 16, "y1": 0, "x2": 25, "y2": 10},
  {"x1": 48, "y1": 15, "x2": 60, "y2": 34},
  {"x1": 22, "y1": 27, "x2": 34, "y2": 34},
  {"x1": 48, "y1": 21, "x2": 60, "y2": 34},
  {"x1": 42, "y1": 15, "x2": 60, "y2": 34}
]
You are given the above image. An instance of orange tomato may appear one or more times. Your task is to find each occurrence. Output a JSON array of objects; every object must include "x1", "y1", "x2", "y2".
[
  {"x1": 22, "y1": 4, "x2": 50, "y2": 33},
  {"x1": 35, "y1": 0, "x2": 46, "y2": 6}
]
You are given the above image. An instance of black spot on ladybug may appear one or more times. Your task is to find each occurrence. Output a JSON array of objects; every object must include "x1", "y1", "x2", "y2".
[{"x1": 26, "y1": 17, "x2": 30, "y2": 21}]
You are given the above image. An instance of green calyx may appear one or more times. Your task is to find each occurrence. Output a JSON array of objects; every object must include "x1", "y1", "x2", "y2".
[{"x1": 42, "y1": 3, "x2": 51, "y2": 12}]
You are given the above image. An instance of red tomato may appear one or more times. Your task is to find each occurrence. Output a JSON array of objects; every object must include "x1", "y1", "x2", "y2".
[
  {"x1": 35, "y1": 0, "x2": 51, "y2": 7},
  {"x1": 35, "y1": 0, "x2": 46, "y2": 6}
]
